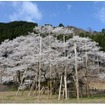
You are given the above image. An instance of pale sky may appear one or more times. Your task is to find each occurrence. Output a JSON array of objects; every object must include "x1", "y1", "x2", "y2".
[{"x1": 0, "y1": 1, "x2": 105, "y2": 31}]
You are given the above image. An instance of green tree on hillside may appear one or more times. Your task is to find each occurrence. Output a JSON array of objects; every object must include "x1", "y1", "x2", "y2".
[{"x1": 0, "y1": 21, "x2": 38, "y2": 43}]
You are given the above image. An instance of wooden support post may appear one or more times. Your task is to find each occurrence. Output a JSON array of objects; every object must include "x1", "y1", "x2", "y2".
[
  {"x1": 64, "y1": 67, "x2": 67, "y2": 100},
  {"x1": 49, "y1": 33, "x2": 52, "y2": 99},
  {"x1": 34, "y1": 63, "x2": 39, "y2": 96},
  {"x1": 38, "y1": 34, "x2": 42, "y2": 100},
  {"x1": 58, "y1": 76, "x2": 63, "y2": 100},
  {"x1": 74, "y1": 43, "x2": 79, "y2": 100},
  {"x1": 64, "y1": 76, "x2": 67, "y2": 100},
  {"x1": 28, "y1": 81, "x2": 35, "y2": 96},
  {"x1": 38, "y1": 62, "x2": 41, "y2": 99},
  {"x1": 63, "y1": 34, "x2": 68, "y2": 100},
  {"x1": 49, "y1": 64, "x2": 52, "y2": 99},
  {"x1": 85, "y1": 43, "x2": 90, "y2": 98},
  {"x1": 40, "y1": 86, "x2": 44, "y2": 95},
  {"x1": 16, "y1": 88, "x2": 20, "y2": 96}
]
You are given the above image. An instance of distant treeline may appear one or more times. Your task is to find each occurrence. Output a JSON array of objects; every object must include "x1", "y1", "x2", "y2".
[
  {"x1": 0, "y1": 21, "x2": 105, "y2": 51},
  {"x1": 79, "y1": 29, "x2": 105, "y2": 51},
  {"x1": 0, "y1": 21, "x2": 38, "y2": 43}
]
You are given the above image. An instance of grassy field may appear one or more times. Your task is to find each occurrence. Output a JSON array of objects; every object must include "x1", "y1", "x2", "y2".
[{"x1": 0, "y1": 91, "x2": 105, "y2": 103}]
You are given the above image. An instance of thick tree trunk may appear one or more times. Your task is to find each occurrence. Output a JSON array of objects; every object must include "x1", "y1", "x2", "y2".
[
  {"x1": 58, "y1": 76, "x2": 63, "y2": 100},
  {"x1": 16, "y1": 70, "x2": 26, "y2": 96}
]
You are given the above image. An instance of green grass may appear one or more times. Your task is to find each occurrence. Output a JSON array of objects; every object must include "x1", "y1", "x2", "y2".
[{"x1": 0, "y1": 91, "x2": 105, "y2": 103}]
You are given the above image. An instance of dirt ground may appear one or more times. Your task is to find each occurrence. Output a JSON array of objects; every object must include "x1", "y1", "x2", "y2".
[{"x1": 0, "y1": 84, "x2": 11, "y2": 91}]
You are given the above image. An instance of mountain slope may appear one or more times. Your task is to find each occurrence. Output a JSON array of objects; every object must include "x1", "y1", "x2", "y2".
[
  {"x1": 0, "y1": 21, "x2": 105, "y2": 51},
  {"x1": 0, "y1": 21, "x2": 38, "y2": 43}
]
